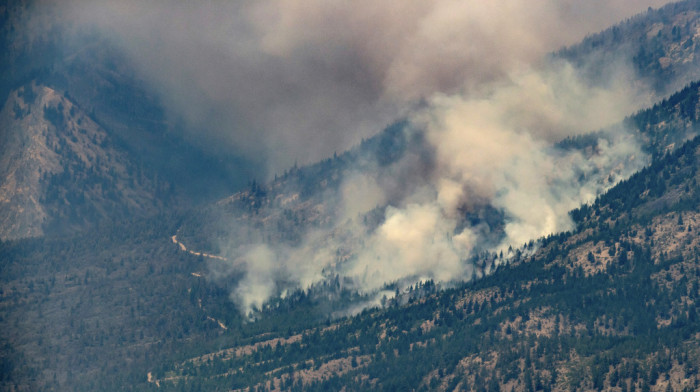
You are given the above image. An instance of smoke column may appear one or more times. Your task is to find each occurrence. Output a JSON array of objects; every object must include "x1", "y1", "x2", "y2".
[
  {"x1": 54, "y1": 0, "x2": 666, "y2": 176},
  {"x1": 37, "y1": 0, "x2": 667, "y2": 315},
  {"x1": 219, "y1": 60, "x2": 650, "y2": 316}
]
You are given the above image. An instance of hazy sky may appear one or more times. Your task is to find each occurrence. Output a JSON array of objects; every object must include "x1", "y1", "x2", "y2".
[{"x1": 46, "y1": 0, "x2": 670, "y2": 177}]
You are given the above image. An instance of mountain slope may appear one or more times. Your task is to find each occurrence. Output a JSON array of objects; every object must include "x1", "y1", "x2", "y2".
[
  {"x1": 0, "y1": 83, "x2": 169, "y2": 239},
  {"x1": 0, "y1": 2, "x2": 257, "y2": 238},
  {"x1": 558, "y1": 0, "x2": 700, "y2": 96},
  {"x1": 149, "y1": 124, "x2": 700, "y2": 392},
  {"x1": 171, "y1": 78, "x2": 700, "y2": 320},
  {"x1": 137, "y1": 76, "x2": 700, "y2": 391},
  {"x1": 5, "y1": 2, "x2": 700, "y2": 391},
  {"x1": 2, "y1": 78, "x2": 700, "y2": 391}
]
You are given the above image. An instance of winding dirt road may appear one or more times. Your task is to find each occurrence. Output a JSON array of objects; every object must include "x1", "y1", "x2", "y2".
[
  {"x1": 169, "y1": 234, "x2": 229, "y2": 331},
  {"x1": 171, "y1": 235, "x2": 228, "y2": 261}
]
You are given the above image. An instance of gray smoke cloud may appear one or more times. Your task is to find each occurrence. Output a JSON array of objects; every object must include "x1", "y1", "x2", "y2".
[
  {"x1": 49, "y1": 0, "x2": 667, "y2": 177},
  {"x1": 25, "y1": 0, "x2": 670, "y2": 315},
  {"x1": 219, "y1": 60, "x2": 651, "y2": 316}
]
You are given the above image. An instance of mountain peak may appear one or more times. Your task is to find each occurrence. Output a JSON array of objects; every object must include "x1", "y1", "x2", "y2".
[{"x1": 0, "y1": 83, "x2": 164, "y2": 239}]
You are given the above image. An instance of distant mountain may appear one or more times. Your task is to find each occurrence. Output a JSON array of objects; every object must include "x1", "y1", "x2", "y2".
[
  {"x1": 0, "y1": 2, "x2": 255, "y2": 238},
  {"x1": 0, "y1": 83, "x2": 168, "y2": 239},
  {"x1": 41, "y1": 42, "x2": 255, "y2": 203}
]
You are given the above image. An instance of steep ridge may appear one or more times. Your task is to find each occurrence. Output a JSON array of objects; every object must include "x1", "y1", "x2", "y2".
[
  {"x1": 558, "y1": 0, "x2": 700, "y2": 96},
  {"x1": 629, "y1": 80, "x2": 700, "y2": 153},
  {"x1": 0, "y1": 2, "x2": 257, "y2": 239},
  {"x1": 0, "y1": 83, "x2": 166, "y2": 239}
]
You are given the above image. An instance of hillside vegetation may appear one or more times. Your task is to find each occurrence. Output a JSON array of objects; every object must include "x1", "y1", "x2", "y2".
[{"x1": 1, "y1": 78, "x2": 700, "y2": 391}]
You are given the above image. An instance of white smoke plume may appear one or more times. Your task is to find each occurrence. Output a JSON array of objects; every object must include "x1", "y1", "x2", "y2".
[
  {"x1": 220, "y1": 59, "x2": 651, "y2": 316},
  {"x1": 47, "y1": 0, "x2": 667, "y2": 176},
  {"x1": 24, "y1": 0, "x2": 668, "y2": 315},
  {"x1": 416, "y1": 62, "x2": 649, "y2": 247}
]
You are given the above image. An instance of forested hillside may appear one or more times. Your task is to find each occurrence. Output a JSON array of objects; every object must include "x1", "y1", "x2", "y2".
[
  {"x1": 0, "y1": 83, "x2": 172, "y2": 239},
  {"x1": 142, "y1": 100, "x2": 700, "y2": 392},
  {"x1": 2, "y1": 79, "x2": 700, "y2": 391},
  {"x1": 558, "y1": 0, "x2": 700, "y2": 95}
]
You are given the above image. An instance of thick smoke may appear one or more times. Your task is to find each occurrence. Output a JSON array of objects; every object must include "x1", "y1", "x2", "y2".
[
  {"x1": 220, "y1": 60, "x2": 650, "y2": 316},
  {"x1": 417, "y1": 62, "x2": 649, "y2": 247},
  {"x1": 30, "y1": 0, "x2": 668, "y2": 315},
  {"x1": 52, "y1": 0, "x2": 667, "y2": 177}
]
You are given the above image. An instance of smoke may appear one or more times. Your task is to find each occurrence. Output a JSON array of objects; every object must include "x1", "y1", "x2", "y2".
[
  {"x1": 417, "y1": 61, "x2": 649, "y2": 246},
  {"x1": 20, "y1": 0, "x2": 668, "y2": 315},
  {"x1": 42, "y1": 0, "x2": 667, "y2": 177},
  {"x1": 216, "y1": 57, "x2": 651, "y2": 316}
]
